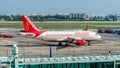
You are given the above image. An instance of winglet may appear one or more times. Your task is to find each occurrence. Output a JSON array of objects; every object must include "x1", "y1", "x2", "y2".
[{"x1": 84, "y1": 23, "x2": 88, "y2": 31}]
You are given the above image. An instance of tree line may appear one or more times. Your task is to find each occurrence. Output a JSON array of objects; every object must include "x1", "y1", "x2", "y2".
[{"x1": 0, "y1": 13, "x2": 119, "y2": 21}]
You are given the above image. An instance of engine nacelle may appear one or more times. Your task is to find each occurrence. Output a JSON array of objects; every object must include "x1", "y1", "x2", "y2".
[
  {"x1": 20, "y1": 30, "x2": 25, "y2": 32},
  {"x1": 76, "y1": 39, "x2": 86, "y2": 46}
]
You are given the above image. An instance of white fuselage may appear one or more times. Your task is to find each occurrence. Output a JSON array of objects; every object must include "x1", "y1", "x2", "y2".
[{"x1": 35, "y1": 30, "x2": 101, "y2": 41}]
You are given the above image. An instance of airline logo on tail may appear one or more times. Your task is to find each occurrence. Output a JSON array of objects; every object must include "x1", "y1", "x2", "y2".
[
  {"x1": 22, "y1": 16, "x2": 39, "y2": 32},
  {"x1": 21, "y1": 16, "x2": 45, "y2": 37},
  {"x1": 24, "y1": 22, "x2": 29, "y2": 31}
]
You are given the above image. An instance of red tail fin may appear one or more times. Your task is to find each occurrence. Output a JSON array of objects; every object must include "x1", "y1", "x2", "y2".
[{"x1": 22, "y1": 15, "x2": 39, "y2": 32}]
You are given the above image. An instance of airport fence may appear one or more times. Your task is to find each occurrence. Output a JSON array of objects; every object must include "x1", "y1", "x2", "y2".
[{"x1": 0, "y1": 45, "x2": 119, "y2": 58}]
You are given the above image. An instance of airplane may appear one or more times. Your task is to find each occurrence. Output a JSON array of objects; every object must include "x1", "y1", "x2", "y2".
[
  {"x1": 0, "y1": 33, "x2": 14, "y2": 38},
  {"x1": 20, "y1": 15, "x2": 101, "y2": 46}
]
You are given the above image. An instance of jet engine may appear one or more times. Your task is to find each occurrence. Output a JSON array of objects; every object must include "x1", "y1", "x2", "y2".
[{"x1": 75, "y1": 39, "x2": 86, "y2": 45}]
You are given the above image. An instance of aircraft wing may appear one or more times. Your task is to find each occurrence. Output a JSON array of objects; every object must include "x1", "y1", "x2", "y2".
[{"x1": 56, "y1": 37, "x2": 84, "y2": 44}]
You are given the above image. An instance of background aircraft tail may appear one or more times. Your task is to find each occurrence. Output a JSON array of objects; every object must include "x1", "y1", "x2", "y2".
[{"x1": 22, "y1": 15, "x2": 39, "y2": 32}]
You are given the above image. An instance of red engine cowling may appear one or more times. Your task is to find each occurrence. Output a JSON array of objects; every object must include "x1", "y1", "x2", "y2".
[{"x1": 76, "y1": 40, "x2": 86, "y2": 46}]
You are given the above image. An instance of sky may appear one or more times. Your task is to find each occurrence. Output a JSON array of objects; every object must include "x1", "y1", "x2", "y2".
[{"x1": 0, "y1": 0, "x2": 120, "y2": 15}]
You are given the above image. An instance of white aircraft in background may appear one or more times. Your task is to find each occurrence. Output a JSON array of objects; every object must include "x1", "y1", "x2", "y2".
[{"x1": 20, "y1": 15, "x2": 101, "y2": 46}]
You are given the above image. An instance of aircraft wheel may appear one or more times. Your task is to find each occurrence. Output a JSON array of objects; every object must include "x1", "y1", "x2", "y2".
[
  {"x1": 58, "y1": 42, "x2": 62, "y2": 46},
  {"x1": 65, "y1": 43, "x2": 69, "y2": 46},
  {"x1": 88, "y1": 41, "x2": 91, "y2": 45}
]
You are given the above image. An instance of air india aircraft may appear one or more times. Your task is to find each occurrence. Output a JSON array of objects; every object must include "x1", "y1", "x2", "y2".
[{"x1": 20, "y1": 15, "x2": 101, "y2": 46}]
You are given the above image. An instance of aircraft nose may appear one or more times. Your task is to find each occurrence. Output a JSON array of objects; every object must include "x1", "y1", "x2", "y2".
[{"x1": 97, "y1": 35, "x2": 101, "y2": 40}]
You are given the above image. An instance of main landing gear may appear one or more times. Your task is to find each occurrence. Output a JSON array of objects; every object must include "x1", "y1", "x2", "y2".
[
  {"x1": 58, "y1": 42, "x2": 62, "y2": 46},
  {"x1": 87, "y1": 41, "x2": 91, "y2": 45},
  {"x1": 58, "y1": 42, "x2": 69, "y2": 46}
]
